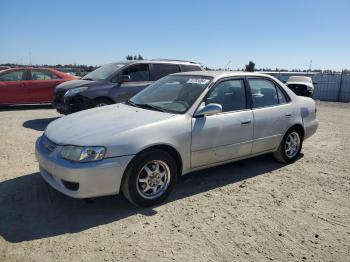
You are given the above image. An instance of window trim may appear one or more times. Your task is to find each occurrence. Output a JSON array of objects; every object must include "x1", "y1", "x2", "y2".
[
  {"x1": 193, "y1": 76, "x2": 251, "y2": 117},
  {"x1": 246, "y1": 76, "x2": 291, "y2": 109}
]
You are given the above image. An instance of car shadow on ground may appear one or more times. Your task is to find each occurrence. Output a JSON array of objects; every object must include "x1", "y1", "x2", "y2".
[
  {"x1": 0, "y1": 154, "x2": 302, "y2": 243},
  {"x1": 22, "y1": 117, "x2": 60, "y2": 131},
  {"x1": 0, "y1": 104, "x2": 53, "y2": 112}
]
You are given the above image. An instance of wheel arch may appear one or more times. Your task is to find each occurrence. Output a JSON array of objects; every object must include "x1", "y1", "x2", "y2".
[
  {"x1": 90, "y1": 96, "x2": 115, "y2": 106},
  {"x1": 122, "y1": 144, "x2": 183, "y2": 181},
  {"x1": 288, "y1": 123, "x2": 305, "y2": 140}
]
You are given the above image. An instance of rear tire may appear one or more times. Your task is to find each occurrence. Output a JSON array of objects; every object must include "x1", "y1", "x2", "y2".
[
  {"x1": 91, "y1": 98, "x2": 112, "y2": 108},
  {"x1": 121, "y1": 149, "x2": 178, "y2": 207},
  {"x1": 273, "y1": 128, "x2": 303, "y2": 163}
]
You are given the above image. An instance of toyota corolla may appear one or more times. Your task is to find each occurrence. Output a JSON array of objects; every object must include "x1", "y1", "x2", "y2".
[{"x1": 35, "y1": 71, "x2": 318, "y2": 207}]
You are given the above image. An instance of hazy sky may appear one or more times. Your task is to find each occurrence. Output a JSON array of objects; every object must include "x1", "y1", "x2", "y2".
[{"x1": 1, "y1": 0, "x2": 349, "y2": 70}]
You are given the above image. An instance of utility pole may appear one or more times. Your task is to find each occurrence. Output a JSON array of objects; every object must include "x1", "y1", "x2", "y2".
[{"x1": 224, "y1": 60, "x2": 231, "y2": 70}]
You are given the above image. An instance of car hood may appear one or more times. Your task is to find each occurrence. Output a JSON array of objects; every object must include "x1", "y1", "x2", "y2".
[
  {"x1": 55, "y1": 79, "x2": 100, "y2": 92},
  {"x1": 45, "y1": 103, "x2": 175, "y2": 146}
]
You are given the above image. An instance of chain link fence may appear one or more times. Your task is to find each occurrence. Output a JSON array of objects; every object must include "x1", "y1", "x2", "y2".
[{"x1": 267, "y1": 72, "x2": 350, "y2": 102}]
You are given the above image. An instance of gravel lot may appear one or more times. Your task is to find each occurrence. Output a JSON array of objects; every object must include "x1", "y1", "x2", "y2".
[{"x1": 0, "y1": 102, "x2": 349, "y2": 262}]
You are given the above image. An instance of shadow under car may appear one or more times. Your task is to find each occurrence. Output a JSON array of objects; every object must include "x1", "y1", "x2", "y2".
[{"x1": 0, "y1": 153, "x2": 299, "y2": 243}]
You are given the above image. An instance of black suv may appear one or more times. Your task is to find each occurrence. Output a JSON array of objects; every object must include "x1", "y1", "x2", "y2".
[{"x1": 53, "y1": 60, "x2": 203, "y2": 114}]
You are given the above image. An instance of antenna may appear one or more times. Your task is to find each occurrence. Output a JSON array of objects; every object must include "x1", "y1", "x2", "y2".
[{"x1": 224, "y1": 60, "x2": 231, "y2": 70}]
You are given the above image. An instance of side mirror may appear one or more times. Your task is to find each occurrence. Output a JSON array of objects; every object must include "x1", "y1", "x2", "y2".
[
  {"x1": 119, "y1": 75, "x2": 131, "y2": 83},
  {"x1": 195, "y1": 103, "x2": 222, "y2": 117}
]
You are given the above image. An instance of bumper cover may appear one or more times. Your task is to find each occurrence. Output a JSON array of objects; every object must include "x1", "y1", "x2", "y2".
[
  {"x1": 35, "y1": 137, "x2": 134, "y2": 198},
  {"x1": 52, "y1": 93, "x2": 90, "y2": 114}
]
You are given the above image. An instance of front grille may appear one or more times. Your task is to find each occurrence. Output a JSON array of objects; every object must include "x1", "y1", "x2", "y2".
[{"x1": 40, "y1": 135, "x2": 58, "y2": 152}]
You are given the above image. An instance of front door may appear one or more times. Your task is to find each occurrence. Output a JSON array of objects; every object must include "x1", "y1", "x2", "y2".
[{"x1": 191, "y1": 78, "x2": 253, "y2": 167}]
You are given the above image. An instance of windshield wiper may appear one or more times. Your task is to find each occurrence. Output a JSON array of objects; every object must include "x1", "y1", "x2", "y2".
[
  {"x1": 83, "y1": 78, "x2": 94, "y2": 81},
  {"x1": 126, "y1": 100, "x2": 167, "y2": 112},
  {"x1": 132, "y1": 102, "x2": 166, "y2": 112},
  {"x1": 126, "y1": 100, "x2": 140, "y2": 108}
]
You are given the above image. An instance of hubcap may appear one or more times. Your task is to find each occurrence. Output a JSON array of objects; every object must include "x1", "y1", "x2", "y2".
[
  {"x1": 136, "y1": 160, "x2": 170, "y2": 200},
  {"x1": 285, "y1": 131, "x2": 300, "y2": 158}
]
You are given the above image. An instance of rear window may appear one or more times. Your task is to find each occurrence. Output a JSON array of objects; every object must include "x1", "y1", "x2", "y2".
[{"x1": 153, "y1": 64, "x2": 180, "y2": 80}]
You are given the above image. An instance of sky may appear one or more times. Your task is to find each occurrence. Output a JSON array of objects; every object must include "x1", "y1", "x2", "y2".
[{"x1": 0, "y1": 0, "x2": 349, "y2": 70}]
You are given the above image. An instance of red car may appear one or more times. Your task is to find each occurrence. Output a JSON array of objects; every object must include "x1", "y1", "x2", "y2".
[{"x1": 0, "y1": 67, "x2": 76, "y2": 105}]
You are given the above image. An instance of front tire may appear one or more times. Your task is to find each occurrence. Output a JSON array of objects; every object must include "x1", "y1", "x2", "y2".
[
  {"x1": 273, "y1": 128, "x2": 303, "y2": 163},
  {"x1": 121, "y1": 149, "x2": 178, "y2": 207}
]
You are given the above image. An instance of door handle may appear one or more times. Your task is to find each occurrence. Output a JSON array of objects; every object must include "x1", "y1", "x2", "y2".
[
  {"x1": 285, "y1": 113, "x2": 292, "y2": 117},
  {"x1": 241, "y1": 120, "x2": 252, "y2": 125}
]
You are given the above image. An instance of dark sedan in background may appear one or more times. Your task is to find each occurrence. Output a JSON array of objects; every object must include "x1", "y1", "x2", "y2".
[
  {"x1": 53, "y1": 59, "x2": 203, "y2": 114},
  {"x1": 0, "y1": 68, "x2": 76, "y2": 105}
]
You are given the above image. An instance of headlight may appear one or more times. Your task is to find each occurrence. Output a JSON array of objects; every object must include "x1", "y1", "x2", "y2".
[
  {"x1": 61, "y1": 145, "x2": 106, "y2": 162},
  {"x1": 64, "y1": 86, "x2": 88, "y2": 98}
]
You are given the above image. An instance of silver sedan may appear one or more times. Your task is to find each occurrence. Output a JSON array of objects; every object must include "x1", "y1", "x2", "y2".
[{"x1": 35, "y1": 71, "x2": 318, "y2": 206}]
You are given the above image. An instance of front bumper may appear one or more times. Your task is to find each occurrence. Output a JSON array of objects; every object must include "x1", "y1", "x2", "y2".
[
  {"x1": 52, "y1": 93, "x2": 90, "y2": 114},
  {"x1": 35, "y1": 136, "x2": 134, "y2": 198}
]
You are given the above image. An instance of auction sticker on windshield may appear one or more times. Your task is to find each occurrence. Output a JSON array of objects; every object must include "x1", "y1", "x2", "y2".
[{"x1": 186, "y1": 78, "x2": 210, "y2": 85}]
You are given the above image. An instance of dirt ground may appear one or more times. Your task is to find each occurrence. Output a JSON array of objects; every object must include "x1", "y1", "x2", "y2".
[{"x1": 0, "y1": 102, "x2": 349, "y2": 262}]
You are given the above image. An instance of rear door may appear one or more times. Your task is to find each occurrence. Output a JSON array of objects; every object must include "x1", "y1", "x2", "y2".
[
  {"x1": 26, "y1": 69, "x2": 62, "y2": 103},
  {"x1": 191, "y1": 78, "x2": 253, "y2": 167},
  {"x1": 0, "y1": 69, "x2": 28, "y2": 104},
  {"x1": 247, "y1": 77, "x2": 293, "y2": 154}
]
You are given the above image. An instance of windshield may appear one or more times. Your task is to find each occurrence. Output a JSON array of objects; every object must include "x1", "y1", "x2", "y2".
[
  {"x1": 287, "y1": 76, "x2": 312, "y2": 83},
  {"x1": 82, "y1": 63, "x2": 125, "y2": 80},
  {"x1": 129, "y1": 75, "x2": 212, "y2": 113}
]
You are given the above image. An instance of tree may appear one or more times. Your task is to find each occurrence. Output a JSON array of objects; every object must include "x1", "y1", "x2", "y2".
[
  {"x1": 126, "y1": 54, "x2": 144, "y2": 60},
  {"x1": 245, "y1": 61, "x2": 255, "y2": 72}
]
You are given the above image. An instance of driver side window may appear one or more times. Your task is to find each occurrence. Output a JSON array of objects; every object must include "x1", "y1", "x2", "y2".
[
  {"x1": 121, "y1": 64, "x2": 150, "y2": 82},
  {"x1": 205, "y1": 79, "x2": 246, "y2": 112}
]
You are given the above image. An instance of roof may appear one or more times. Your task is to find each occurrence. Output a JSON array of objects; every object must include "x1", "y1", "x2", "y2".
[
  {"x1": 111, "y1": 59, "x2": 201, "y2": 66},
  {"x1": 1, "y1": 67, "x2": 56, "y2": 70},
  {"x1": 263, "y1": 71, "x2": 319, "y2": 76},
  {"x1": 173, "y1": 70, "x2": 275, "y2": 79}
]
